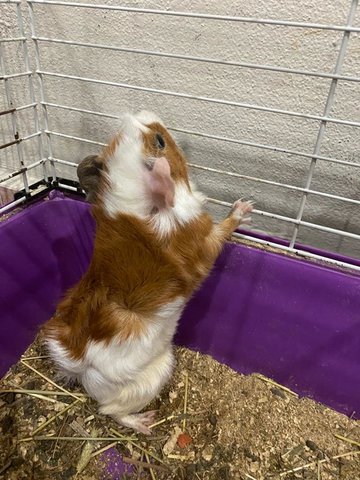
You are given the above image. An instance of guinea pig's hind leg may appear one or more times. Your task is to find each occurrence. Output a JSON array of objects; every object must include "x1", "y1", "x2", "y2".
[
  {"x1": 99, "y1": 350, "x2": 173, "y2": 434},
  {"x1": 113, "y1": 410, "x2": 157, "y2": 435}
]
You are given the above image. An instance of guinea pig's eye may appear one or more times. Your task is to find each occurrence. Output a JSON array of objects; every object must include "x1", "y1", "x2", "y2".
[{"x1": 155, "y1": 133, "x2": 165, "y2": 149}]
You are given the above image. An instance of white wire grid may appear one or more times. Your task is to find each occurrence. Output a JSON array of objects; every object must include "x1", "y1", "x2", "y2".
[{"x1": 0, "y1": 0, "x2": 360, "y2": 271}]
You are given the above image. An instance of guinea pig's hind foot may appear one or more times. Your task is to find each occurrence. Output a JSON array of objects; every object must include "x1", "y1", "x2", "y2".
[{"x1": 116, "y1": 410, "x2": 157, "y2": 435}]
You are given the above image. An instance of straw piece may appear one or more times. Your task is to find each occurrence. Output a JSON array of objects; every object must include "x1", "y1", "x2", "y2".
[
  {"x1": 145, "y1": 452, "x2": 157, "y2": 480},
  {"x1": 167, "y1": 453, "x2": 190, "y2": 461},
  {"x1": 182, "y1": 371, "x2": 189, "y2": 431},
  {"x1": 91, "y1": 441, "x2": 119, "y2": 458},
  {"x1": 0, "y1": 389, "x2": 87, "y2": 397},
  {"x1": 244, "y1": 474, "x2": 258, "y2": 480},
  {"x1": 32, "y1": 398, "x2": 82, "y2": 435},
  {"x1": 253, "y1": 373, "x2": 298, "y2": 397},
  {"x1": 123, "y1": 456, "x2": 169, "y2": 473},
  {"x1": 21, "y1": 436, "x2": 134, "y2": 442},
  {"x1": 70, "y1": 419, "x2": 96, "y2": 440},
  {"x1": 109, "y1": 427, "x2": 164, "y2": 464},
  {"x1": 334, "y1": 433, "x2": 360, "y2": 448},
  {"x1": 28, "y1": 392, "x2": 57, "y2": 403},
  {"x1": 20, "y1": 360, "x2": 85, "y2": 402},
  {"x1": 21, "y1": 355, "x2": 50, "y2": 360},
  {"x1": 136, "y1": 452, "x2": 144, "y2": 480},
  {"x1": 149, "y1": 414, "x2": 176, "y2": 429},
  {"x1": 76, "y1": 427, "x2": 98, "y2": 474},
  {"x1": 279, "y1": 450, "x2": 360, "y2": 476}
]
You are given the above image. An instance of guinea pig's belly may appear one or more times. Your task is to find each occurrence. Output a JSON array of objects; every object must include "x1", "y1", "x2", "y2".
[
  {"x1": 80, "y1": 306, "x2": 183, "y2": 405},
  {"x1": 83, "y1": 347, "x2": 174, "y2": 409},
  {"x1": 83, "y1": 333, "x2": 171, "y2": 384},
  {"x1": 48, "y1": 298, "x2": 185, "y2": 405}
]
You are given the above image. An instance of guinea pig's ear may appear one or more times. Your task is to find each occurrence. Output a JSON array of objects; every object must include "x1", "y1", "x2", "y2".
[
  {"x1": 77, "y1": 155, "x2": 103, "y2": 203},
  {"x1": 145, "y1": 156, "x2": 175, "y2": 209}
]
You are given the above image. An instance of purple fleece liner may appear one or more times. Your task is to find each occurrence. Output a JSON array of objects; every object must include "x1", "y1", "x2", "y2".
[{"x1": 0, "y1": 193, "x2": 359, "y2": 419}]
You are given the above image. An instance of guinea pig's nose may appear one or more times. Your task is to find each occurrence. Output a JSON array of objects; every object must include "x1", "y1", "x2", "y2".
[{"x1": 144, "y1": 158, "x2": 155, "y2": 171}]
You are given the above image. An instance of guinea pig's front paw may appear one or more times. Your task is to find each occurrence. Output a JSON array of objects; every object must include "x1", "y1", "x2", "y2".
[{"x1": 228, "y1": 199, "x2": 254, "y2": 225}]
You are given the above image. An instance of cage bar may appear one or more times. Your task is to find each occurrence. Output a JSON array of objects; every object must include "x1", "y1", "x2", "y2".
[
  {"x1": 16, "y1": 1, "x2": 48, "y2": 182},
  {"x1": 26, "y1": 1, "x2": 360, "y2": 33},
  {"x1": 0, "y1": 159, "x2": 46, "y2": 184},
  {"x1": 0, "y1": 38, "x2": 29, "y2": 193},
  {"x1": 48, "y1": 140, "x2": 360, "y2": 207},
  {"x1": 0, "y1": 0, "x2": 358, "y2": 271},
  {"x1": 49, "y1": 155, "x2": 360, "y2": 243},
  {"x1": 0, "y1": 103, "x2": 37, "y2": 115},
  {"x1": 31, "y1": 37, "x2": 360, "y2": 84},
  {"x1": 27, "y1": 0, "x2": 56, "y2": 180},
  {"x1": 42, "y1": 102, "x2": 360, "y2": 169},
  {"x1": 0, "y1": 37, "x2": 27, "y2": 43},
  {"x1": 0, "y1": 196, "x2": 28, "y2": 215},
  {"x1": 289, "y1": 0, "x2": 358, "y2": 248},
  {"x1": 36, "y1": 71, "x2": 360, "y2": 128},
  {"x1": 0, "y1": 71, "x2": 32, "y2": 80}
]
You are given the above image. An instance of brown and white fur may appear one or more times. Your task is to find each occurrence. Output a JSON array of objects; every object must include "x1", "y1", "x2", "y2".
[{"x1": 43, "y1": 111, "x2": 253, "y2": 434}]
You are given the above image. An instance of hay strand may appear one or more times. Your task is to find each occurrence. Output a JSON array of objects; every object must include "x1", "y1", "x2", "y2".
[
  {"x1": 123, "y1": 456, "x2": 169, "y2": 473},
  {"x1": 0, "y1": 388, "x2": 87, "y2": 397},
  {"x1": 28, "y1": 392, "x2": 57, "y2": 403},
  {"x1": 20, "y1": 360, "x2": 85, "y2": 402},
  {"x1": 21, "y1": 355, "x2": 50, "y2": 360},
  {"x1": 244, "y1": 473, "x2": 258, "y2": 480},
  {"x1": 149, "y1": 414, "x2": 176, "y2": 429},
  {"x1": 253, "y1": 373, "x2": 298, "y2": 397},
  {"x1": 182, "y1": 371, "x2": 189, "y2": 431},
  {"x1": 279, "y1": 450, "x2": 360, "y2": 476},
  {"x1": 109, "y1": 427, "x2": 164, "y2": 464},
  {"x1": 145, "y1": 452, "x2": 157, "y2": 480},
  {"x1": 91, "y1": 442, "x2": 119, "y2": 458},
  {"x1": 334, "y1": 433, "x2": 360, "y2": 448},
  {"x1": 20, "y1": 436, "x2": 133, "y2": 442},
  {"x1": 32, "y1": 398, "x2": 82, "y2": 435}
]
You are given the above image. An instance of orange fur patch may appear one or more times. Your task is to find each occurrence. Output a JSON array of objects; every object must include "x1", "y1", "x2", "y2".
[
  {"x1": 102, "y1": 133, "x2": 120, "y2": 159},
  {"x1": 142, "y1": 123, "x2": 190, "y2": 187},
  {"x1": 44, "y1": 121, "x2": 238, "y2": 360},
  {"x1": 43, "y1": 206, "x2": 236, "y2": 360}
]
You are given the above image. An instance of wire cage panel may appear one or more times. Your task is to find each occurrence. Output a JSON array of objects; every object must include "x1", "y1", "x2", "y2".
[
  {"x1": 0, "y1": 0, "x2": 47, "y2": 208},
  {"x1": 1, "y1": 0, "x2": 360, "y2": 269}
]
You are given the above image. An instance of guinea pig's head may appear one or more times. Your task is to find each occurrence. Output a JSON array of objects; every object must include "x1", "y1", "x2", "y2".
[{"x1": 77, "y1": 111, "x2": 197, "y2": 219}]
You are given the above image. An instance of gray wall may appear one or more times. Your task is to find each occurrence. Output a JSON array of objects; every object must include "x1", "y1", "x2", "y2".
[{"x1": 1, "y1": 0, "x2": 360, "y2": 257}]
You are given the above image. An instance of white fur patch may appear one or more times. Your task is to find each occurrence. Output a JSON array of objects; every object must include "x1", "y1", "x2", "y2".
[
  {"x1": 120, "y1": 113, "x2": 150, "y2": 134},
  {"x1": 135, "y1": 110, "x2": 164, "y2": 126},
  {"x1": 46, "y1": 339, "x2": 83, "y2": 380},
  {"x1": 47, "y1": 297, "x2": 186, "y2": 416},
  {"x1": 150, "y1": 182, "x2": 206, "y2": 237},
  {"x1": 102, "y1": 115, "x2": 149, "y2": 218},
  {"x1": 99, "y1": 349, "x2": 174, "y2": 417}
]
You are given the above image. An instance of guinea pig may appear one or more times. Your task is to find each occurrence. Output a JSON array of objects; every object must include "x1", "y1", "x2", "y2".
[{"x1": 43, "y1": 111, "x2": 253, "y2": 434}]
